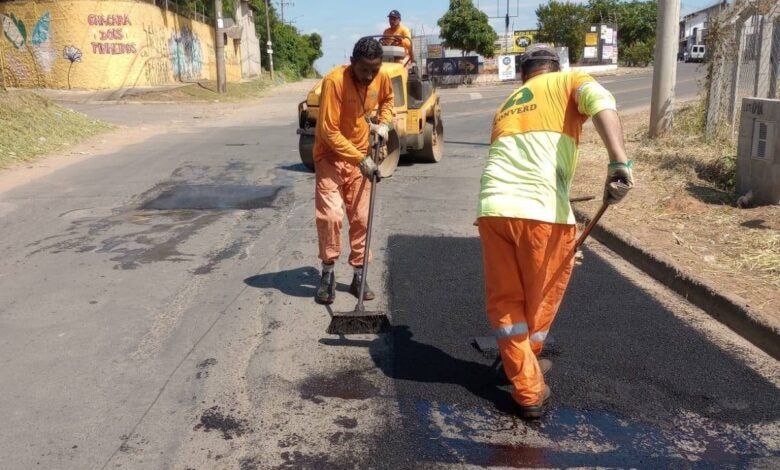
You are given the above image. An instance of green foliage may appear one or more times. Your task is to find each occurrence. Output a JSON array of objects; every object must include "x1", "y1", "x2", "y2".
[
  {"x1": 172, "y1": 0, "x2": 237, "y2": 19},
  {"x1": 587, "y1": 0, "x2": 621, "y2": 23},
  {"x1": 621, "y1": 40, "x2": 653, "y2": 66},
  {"x1": 248, "y1": 1, "x2": 322, "y2": 77},
  {"x1": 437, "y1": 0, "x2": 498, "y2": 57},
  {"x1": 536, "y1": 1, "x2": 590, "y2": 63},
  {"x1": 587, "y1": 0, "x2": 657, "y2": 47}
]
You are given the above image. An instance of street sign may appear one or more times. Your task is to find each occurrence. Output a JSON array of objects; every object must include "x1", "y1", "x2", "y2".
[{"x1": 498, "y1": 55, "x2": 515, "y2": 80}]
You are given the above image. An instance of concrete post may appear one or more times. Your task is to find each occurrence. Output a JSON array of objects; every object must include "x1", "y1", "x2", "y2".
[
  {"x1": 214, "y1": 0, "x2": 227, "y2": 93},
  {"x1": 649, "y1": 0, "x2": 681, "y2": 138},
  {"x1": 265, "y1": 0, "x2": 274, "y2": 81}
]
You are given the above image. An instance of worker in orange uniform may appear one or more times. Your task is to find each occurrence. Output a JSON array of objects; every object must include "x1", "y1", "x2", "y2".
[
  {"x1": 476, "y1": 44, "x2": 634, "y2": 419},
  {"x1": 314, "y1": 37, "x2": 394, "y2": 305},
  {"x1": 382, "y1": 9, "x2": 414, "y2": 68}
]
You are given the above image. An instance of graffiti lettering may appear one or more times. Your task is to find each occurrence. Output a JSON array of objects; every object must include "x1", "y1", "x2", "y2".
[
  {"x1": 141, "y1": 23, "x2": 172, "y2": 84},
  {"x1": 99, "y1": 29, "x2": 124, "y2": 41},
  {"x1": 87, "y1": 14, "x2": 131, "y2": 26},
  {"x1": 91, "y1": 42, "x2": 137, "y2": 55},
  {"x1": 144, "y1": 58, "x2": 170, "y2": 86}
]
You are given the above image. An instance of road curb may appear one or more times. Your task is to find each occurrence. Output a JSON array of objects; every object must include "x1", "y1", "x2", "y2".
[{"x1": 574, "y1": 207, "x2": 780, "y2": 360}]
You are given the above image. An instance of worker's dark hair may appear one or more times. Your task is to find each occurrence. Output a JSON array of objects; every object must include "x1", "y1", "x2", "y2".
[
  {"x1": 352, "y1": 37, "x2": 384, "y2": 61},
  {"x1": 521, "y1": 59, "x2": 560, "y2": 78}
]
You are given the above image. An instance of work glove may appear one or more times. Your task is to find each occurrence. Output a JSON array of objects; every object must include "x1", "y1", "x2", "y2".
[
  {"x1": 603, "y1": 160, "x2": 634, "y2": 205},
  {"x1": 369, "y1": 122, "x2": 390, "y2": 142},
  {"x1": 359, "y1": 155, "x2": 382, "y2": 181}
]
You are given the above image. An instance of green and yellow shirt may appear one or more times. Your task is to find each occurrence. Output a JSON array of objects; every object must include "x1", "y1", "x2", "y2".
[{"x1": 478, "y1": 71, "x2": 616, "y2": 224}]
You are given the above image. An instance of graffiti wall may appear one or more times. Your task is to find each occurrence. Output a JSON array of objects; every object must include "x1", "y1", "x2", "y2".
[{"x1": 0, "y1": 1, "x2": 241, "y2": 89}]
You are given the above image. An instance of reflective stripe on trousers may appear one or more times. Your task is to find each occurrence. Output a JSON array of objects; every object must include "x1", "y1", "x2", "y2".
[{"x1": 479, "y1": 216, "x2": 575, "y2": 406}]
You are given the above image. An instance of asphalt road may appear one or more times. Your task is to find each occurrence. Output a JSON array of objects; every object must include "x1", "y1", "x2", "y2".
[{"x1": 0, "y1": 67, "x2": 778, "y2": 469}]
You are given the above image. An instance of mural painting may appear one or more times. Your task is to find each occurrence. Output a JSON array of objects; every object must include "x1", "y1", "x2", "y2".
[
  {"x1": 1, "y1": 11, "x2": 55, "y2": 85},
  {"x1": 0, "y1": 1, "x2": 240, "y2": 89},
  {"x1": 169, "y1": 27, "x2": 203, "y2": 81},
  {"x1": 63, "y1": 46, "x2": 82, "y2": 89}
]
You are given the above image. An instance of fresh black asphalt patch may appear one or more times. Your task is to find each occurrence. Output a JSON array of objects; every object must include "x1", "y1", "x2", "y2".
[{"x1": 356, "y1": 234, "x2": 780, "y2": 468}]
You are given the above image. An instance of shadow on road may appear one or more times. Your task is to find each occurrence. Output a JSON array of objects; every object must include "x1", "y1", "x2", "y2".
[
  {"x1": 244, "y1": 266, "x2": 319, "y2": 297},
  {"x1": 321, "y1": 325, "x2": 515, "y2": 412},
  {"x1": 352, "y1": 234, "x2": 780, "y2": 467},
  {"x1": 244, "y1": 266, "x2": 353, "y2": 298},
  {"x1": 444, "y1": 140, "x2": 490, "y2": 147},
  {"x1": 277, "y1": 163, "x2": 312, "y2": 173}
]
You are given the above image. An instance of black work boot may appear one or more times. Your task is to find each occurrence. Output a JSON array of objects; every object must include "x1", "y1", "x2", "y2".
[
  {"x1": 516, "y1": 384, "x2": 551, "y2": 420},
  {"x1": 349, "y1": 271, "x2": 375, "y2": 300},
  {"x1": 316, "y1": 270, "x2": 335, "y2": 304}
]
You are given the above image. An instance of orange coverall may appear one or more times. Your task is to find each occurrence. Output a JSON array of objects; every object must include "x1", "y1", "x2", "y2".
[
  {"x1": 478, "y1": 71, "x2": 615, "y2": 407},
  {"x1": 314, "y1": 65, "x2": 394, "y2": 267},
  {"x1": 382, "y1": 24, "x2": 413, "y2": 65}
]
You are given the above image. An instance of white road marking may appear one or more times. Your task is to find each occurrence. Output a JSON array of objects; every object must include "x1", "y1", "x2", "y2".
[{"x1": 469, "y1": 92, "x2": 482, "y2": 100}]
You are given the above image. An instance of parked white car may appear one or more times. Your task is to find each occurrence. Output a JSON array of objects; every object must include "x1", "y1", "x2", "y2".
[{"x1": 686, "y1": 44, "x2": 706, "y2": 63}]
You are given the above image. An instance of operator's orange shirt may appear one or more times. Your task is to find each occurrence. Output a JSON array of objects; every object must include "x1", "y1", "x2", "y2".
[
  {"x1": 382, "y1": 24, "x2": 413, "y2": 60},
  {"x1": 314, "y1": 65, "x2": 394, "y2": 165}
]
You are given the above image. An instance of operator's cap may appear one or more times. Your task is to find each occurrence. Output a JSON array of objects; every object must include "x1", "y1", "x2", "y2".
[
  {"x1": 388, "y1": 10, "x2": 401, "y2": 18},
  {"x1": 520, "y1": 43, "x2": 559, "y2": 64}
]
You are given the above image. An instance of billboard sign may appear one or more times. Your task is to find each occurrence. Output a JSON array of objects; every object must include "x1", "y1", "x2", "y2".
[
  {"x1": 427, "y1": 44, "x2": 443, "y2": 59},
  {"x1": 426, "y1": 56, "x2": 479, "y2": 76},
  {"x1": 513, "y1": 30, "x2": 536, "y2": 53}
]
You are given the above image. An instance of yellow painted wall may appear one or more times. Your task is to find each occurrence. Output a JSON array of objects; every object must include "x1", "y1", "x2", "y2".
[{"x1": 0, "y1": 1, "x2": 242, "y2": 89}]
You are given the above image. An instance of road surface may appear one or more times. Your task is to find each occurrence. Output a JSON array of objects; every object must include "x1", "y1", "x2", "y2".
[{"x1": 0, "y1": 66, "x2": 777, "y2": 469}]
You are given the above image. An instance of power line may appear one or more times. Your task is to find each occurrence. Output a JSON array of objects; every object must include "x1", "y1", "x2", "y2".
[{"x1": 277, "y1": 0, "x2": 294, "y2": 24}]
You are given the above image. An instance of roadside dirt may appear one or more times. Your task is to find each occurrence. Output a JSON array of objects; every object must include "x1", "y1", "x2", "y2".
[{"x1": 574, "y1": 108, "x2": 779, "y2": 328}]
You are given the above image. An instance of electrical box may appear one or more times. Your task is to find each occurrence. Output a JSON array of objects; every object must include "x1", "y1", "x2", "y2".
[{"x1": 737, "y1": 98, "x2": 780, "y2": 205}]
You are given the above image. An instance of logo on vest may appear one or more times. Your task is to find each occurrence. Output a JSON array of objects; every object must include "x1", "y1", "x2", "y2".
[{"x1": 501, "y1": 88, "x2": 534, "y2": 112}]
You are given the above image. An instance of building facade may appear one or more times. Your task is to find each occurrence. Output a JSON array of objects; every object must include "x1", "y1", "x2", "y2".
[
  {"x1": 679, "y1": 0, "x2": 729, "y2": 55},
  {"x1": 0, "y1": 0, "x2": 248, "y2": 89}
]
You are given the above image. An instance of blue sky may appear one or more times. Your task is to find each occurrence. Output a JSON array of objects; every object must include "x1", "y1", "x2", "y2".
[{"x1": 280, "y1": 0, "x2": 724, "y2": 74}]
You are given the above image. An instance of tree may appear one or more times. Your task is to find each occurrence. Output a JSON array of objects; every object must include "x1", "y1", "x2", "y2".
[
  {"x1": 587, "y1": 0, "x2": 621, "y2": 24},
  {"x1": 437, "y1": 0, "x2": 498, "y2": 57},
  {"x1": 536, "y1": 1, "x2": 590, "y2": 63},
  {"x1": 617, "y1": 1, "x2": 657, "y2": 47},
  {"x1": 588, "y1": 0, "x2": 657, "y2": 47},
  {"x1": 249, "y1": 0, "x2": 322, "y2": 77}
]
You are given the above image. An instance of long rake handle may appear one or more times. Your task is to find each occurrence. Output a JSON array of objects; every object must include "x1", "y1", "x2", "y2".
[
  {"x1": 357, "y1": 139, "x2": 380, "y2": 310},
  {"x1": 574, "y1": 202, "x2": 608, "y2": 251}
]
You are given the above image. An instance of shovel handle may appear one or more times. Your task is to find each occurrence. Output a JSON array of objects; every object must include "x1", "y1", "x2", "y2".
[{"x1": 575, "y1": 202, "x2": 608, "y2": 250}]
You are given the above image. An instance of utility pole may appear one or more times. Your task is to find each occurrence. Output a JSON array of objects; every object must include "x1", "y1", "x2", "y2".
[
  {"x1": 278, "y1": 0, "x2": 294, "y2": 24},
  {"x1": 265, "y1": 0, "x2": 274, "y2": 81},
  {"x1": 504, "y1": 0, "x2": 509, "y2": 53},
  {"x1": 649, "y1": 0, "x2": 680, "y2": 137},
  {"x1": 487, "y1": 0, "x2": 518, "y2": 53},
  {"x1": 213, "y1": 0, "x2": 226, "y2": 93}
]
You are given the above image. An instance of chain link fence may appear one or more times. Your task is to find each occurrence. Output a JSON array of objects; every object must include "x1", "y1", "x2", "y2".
[{"x1": 706, "y1": 0, "x2": 780, "y2": 139}]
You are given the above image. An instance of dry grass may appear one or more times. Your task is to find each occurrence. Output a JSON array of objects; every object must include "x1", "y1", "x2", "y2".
[
  {"x1": 130, "y1": 77, "x2": 275, "y2": 103},
  {"x1": 0, "y1": 91, "x2": 112, "y2": 168},
  {"x1": 575, "y1": 101, "x2": 779, "y2": 320}
]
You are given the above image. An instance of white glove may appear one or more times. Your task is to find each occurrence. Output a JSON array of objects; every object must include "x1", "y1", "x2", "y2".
[
  {"x1": 603, "y1": 161, "x2": 634, "y2": 205},
  {"x1": 369, "y1": 122, "x2": 390, "y2": 142},
  {"x1": 358, "y1": 155, "x2": 382, "y2": 181}
]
